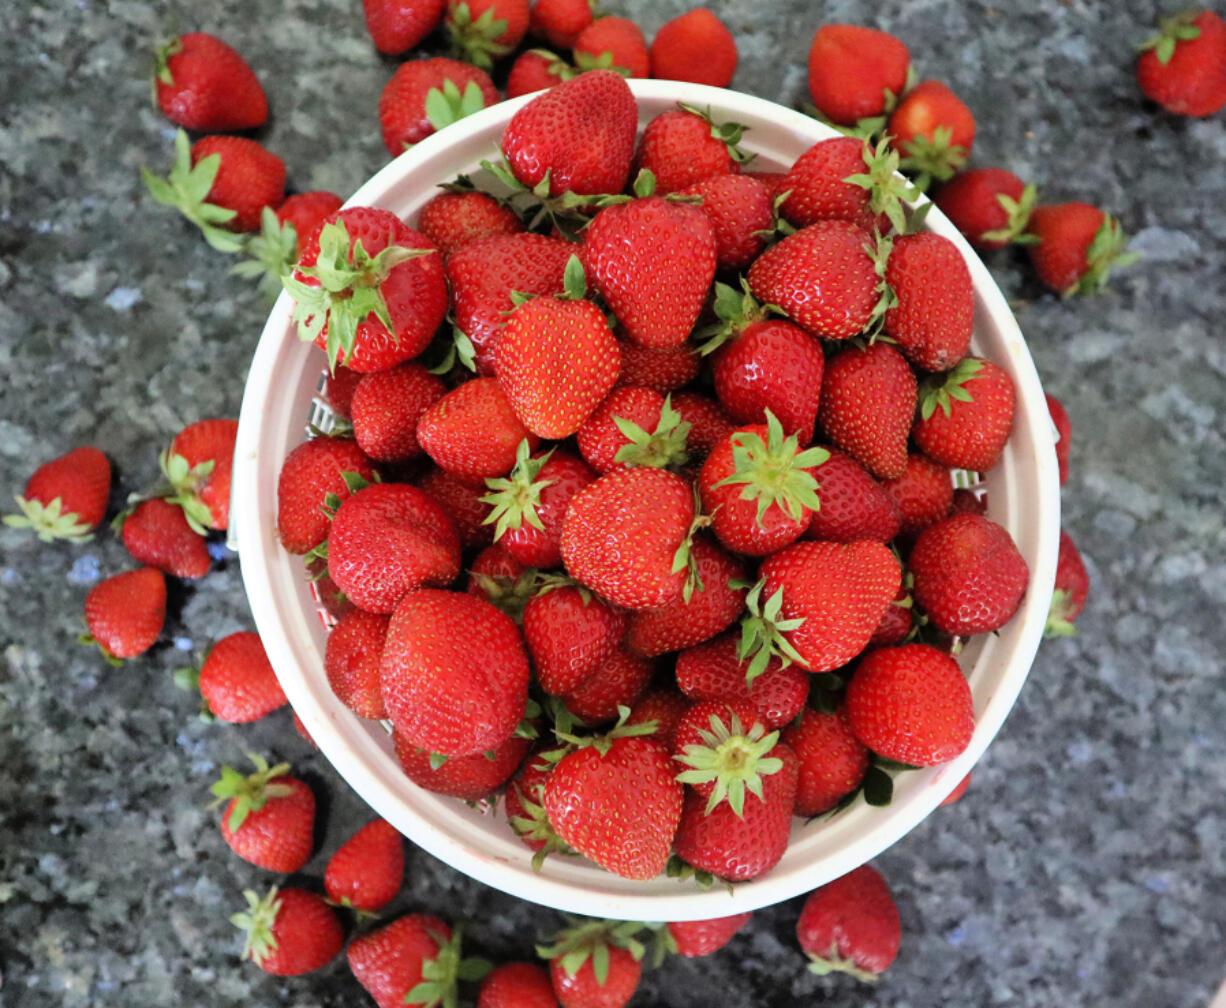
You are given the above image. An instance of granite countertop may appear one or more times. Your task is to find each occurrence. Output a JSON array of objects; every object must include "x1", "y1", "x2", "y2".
[{"x1": 2, "y1": 1, "x2": 1224, "y2": 1005}]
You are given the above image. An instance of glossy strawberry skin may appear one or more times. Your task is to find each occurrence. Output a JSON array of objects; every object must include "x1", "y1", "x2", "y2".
[
  {"x1": 324, "y1": 608, "x2": 391, "y2": 720},
  {"x1": 888, "y1": 79, "x2": 976, "y2": 160},
  {"x1": 780, "y1": 136, "x2": 882, "y2": 232},
  {"x1": 804, "y1": 448, "x2": 901, "y2": 544},
  {"x1": 276, "y1": 436, "x2": 378, "y2": 554},
  {"x1": 880, "y1": 453, "x2": 954, "y2": 540},
  {"x1": 155, "y1": 32, "x2": 268, "y2": 131},
  {"x1": 190, "y1": 136, "x2": 285, "y2": 233},
  {"x1": 807, "y1": 24, "x2": 910, "y2": 126},
  {"x1": 817, "y1": 342, "x2": 917, "y2": 480},
  {"x1": 634, "y1": 108, "x2": 739, "y2": 195},
  {"x1": 120, "y1": 498, "x2": 210, "y2": 578},
  {"x1": 625, "y1": 689, "x2": 690, "y2": 751},
  {"x1": 913, "y1": 359, "x2": 1016, "y2": 473},
  {"x1": 362, "y1": 0, "x2": 446, "y2": 54},
  {"x1": 378, "y1": 57, "x2": 499, "y2": 153},
  {"x1": 1025, "y1": 202, "x2": 1108, "y2": 294},
  {"x1": 649, "y1": 8, "x2": 737, "y2": 87},
  {"x1": 616, "y1": 341, "x2": 701, "y2": 395},
  {"x1": 220, "y1": 775, "x2": 315, "y2": 873},
  {"x1": 561, "y1": 644, "x2": 653, "y2": 724},
  {"x1": 933, "y1": 167, "x2": 1028, "y2": 251},
  {"x1": 14, "y1": 445, "x2": 111, "y2": 533},
  {"x1": 170, "y1": 418, "x2": 239, "y2": 530},
  {"x1": 549, "y1": 944, "x2": 641, "y2": 1008},
  {"x1": 478, "y1": 961, "x2": 558, "y2": 1008},
  {"x1": 666, "y1": 912, "x2": 752, "y2": 957},
  {"x1": 348, "y1": 914, "x2": 451, "y2": 1008},
  {"x1": 523, "y1": 585, "x2": 627, "y2": 695},
  {"x1": 1137, "y1": 11, "x2": 1226, "y2": 116},
  {"x1": 83, "y1": 567, "x2": 166, "y2": 660},
  {"x1": 883, "y1": 232, "x2": 974, "y2": 372},
  {"x1": 678, "y1": 173, "x2": 772, "y2": 270},
  {"x1": 576, "y1": 386, "x2": 669, "y2": 475},
  {"x1": 416, "y1": 190, "x2": 522, "y2": 258},
  {"x1": 394, "y1": 726, "x2": 531, "y2": 799},
  {"x1": 500, "y1": 450, "x2": 596, "y2": 568},
  {"x1": 796, "y1": 864, "x2": 901, "y2": 976},
  {"x1": 276, "y1": 191, "x2": 344, "y2": 254},
  {"x1": 782, "y1": 706, "x2": 869, "y2": 816},
  {"x1": 572, "y1": 16, "x2": 650, "y2": 77},
  {"x1": 417, "y1": 377, "x2": 540, "y2": 481},
  {"x1": 324, "y1": 818, "x2": 404, "y2": 913},
  {"x1": 418, "y1": 467, "x2": 495, "y2": 549},
  {"x1": 529, "y1": 0, "x2": 593, "y2": 49},
  {"x1": 675, "y1": 632, "x2": 809, "y2": 730},
  {"x1": 249, "y1": 888, "x2": 344, "y2": 976},
  {"x1": 351, "y1": 362, "x2": 447, "y2": 463},
  {"x1": 325, "y1": 365, "x2": 363, "y2": 420},
  {"x1": 671, "y1": 393, "x2": 735, "y2": 460},
  {"x1": 199, "y1": 631, "x2": 287, "y2": 723}
]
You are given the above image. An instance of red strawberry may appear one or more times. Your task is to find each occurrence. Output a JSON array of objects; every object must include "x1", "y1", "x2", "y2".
[
  {"x1": 276, "y1": 436, "x2": 378, "y2": 554},
  {"x1": 198, "y1": 631, "x2": 287, "y2": 723},
  {"x1": 325, "y1": 608, "x2": 391, "y2": 719},
  {"x1": 1046, "y1": 392, "x2": 1071, "y2": 486},
  {"x1": 949, "y1": 487, "x2": 987, "y2": 517},
  {"x1": 561, "y1": 644, "x2": 653, "y2": 724},
  {"x1": 817, "y1": 341, "x2": 916, "y2": 479},
  {"x1": 782, "y1": 706, "x2": 869, "y2": 816},
  {"x1": 796, "y1": 864, "x2": 900, "y2": 980},
  {"x1": 153, "y1": 33, "x2": 268, "y2": 131},
  {"x1": 665, "y1": 912, "x2": 752, "y2": 957},
  {"x1": 675, "y1": 632, "x2": 809, "y2": 730},
  {"x1": 82, "y1": 567, "x2": 166, "y2": 661},
  {"x1": 506, "y1": 48, "x2": 574, "y2": 98},
  {"x1": 381, "y1": 588, "x2": 530, "y2": 756},
  {"x1": 502, "y1": 70, "x2": 637, "y2": 196},
  {"x1": 379, "y1": 57, "x2": 500, "y2": 154},
  {"x1": 212, "y1": 755, "x2": 315, "y2": 873},
  {"x1": 868, "y1": 582, "x2": 914, "y2": 648},
  {"x1": 624, "y1": 689, "x2": 690, "y2": 751},
  {"x1": 446, "y1": 0, "x2": 530, "y2": 68},
  {"x1": 846, "y1": 643, "x2": 974, "y2": 764},
  {"x1": 118, "y1": 499, "x2": 210, "y2": 578},
  {"x1": 325, "y1": 818, "x2": 404, "y2": 913},
  {"x1": 804, "y1": 448, "x2": 901, "y2": 543},
  {"x1": 634, "y1": 106, "x2": 746, "y2": 195},
  {"x1": 1046, "y1": 528, "x2": 1090, "y2": 637},
  {"x1": 572, "y1": 16, "x2": 650, "y2": 77},
  {"x1": 478, "y1": 961, "x2": 557, "y2": 1008},
  {"x1": 159, "y1": 418, "x2": 239, "y2": 533},
  {"x1": 880, "y1": 452, "x2": 953, "y2": 540},
  {"x1": 807, "y1": 24, "x2": 910, "y2": 126},
  {"x1": 540, "y1": 919, "x2": 645, "y2": 1008},
  {"x1": 278, "y1": 191, "x2": 345, "y2": 249},
  {"x1": 363, "y1": 0, "x2": 446, "y2": 54},
  {"x1": 678, "y1": 173, "x2": 773, "y2": 270},
  {"x1": 744, "y1": 169, "x2": 789, "y2": 201},
  {"x1": 522, "y1": 584, "x2": 626, "y2": 695},
  {"x1": 5, "y1": 446, "x2": 110, "y2": 543},
  {"x1": 235, "y1": 190, "x2": 349, "y2": 302},
  {"x1": 349, "y1": 915, "x2": 484, "y2": 1008},
  {"x1": 1137, "y1": 10, "x2": 1226, "y2": 116},
  {"x1": 419, "y1": 467, "x2": 496, "y2": 548},
  {"x1": 576, "y1": 386, "x2": 689, "y2": 475},
  {"x1": 650, "y1": 8, "x2": 737, "y2": 87},
  {"x1": 913, "y1": 357, "x2": 1016, "y2": 472},
  {"x1": 325, "y1": 364, "x2": 363, "y2": 420},
  {"x1": 883, "y1": 231, "x2": 974, "y2": 372},
  {"x1": 417, "y1": 377, "x2": 541, "y2": 480},
  {"x1": 779, "y1": 136, "x2": 909, "y2": 234},
  {"x1": 394, "y1": 726, "x2": 531, "y2": 798},
  {"x1": 327, "y1": 483, "x2": 461, "y2": 614},
  {"x1": 505, "y1": 753, "x2": 571, "y2": 861},
  {"x1": 530, "y1": 0, "x2": 595, "y2": 49},
  {"x1": 888, "y1": 79, "x2": 975, "y2": 186},
  {"x1": 671, "y1": 392, "x2": 735, "y2": 460},
  {"x1": 466, "y1": 542, "x2": 532, "y2": 613},
  {"x1": 933, "y1": 167, "x2": 1035, "y2": 250},
  {"x1": 909, "y1": 512, "x2": 1029, "y2": 635},
  {"x1": 232, "y1": 886, "x2": 342, "y2": 976},
  {"x1": 416, "y1": 189, "x2": 522, "y2": 258},
  {"x1": 672, "y1": 699, "x2": 782, "y2": 811},
  {"x1": 1025, "y1": 202, "x2": 1135, "y2": 297},
  {"x1": 351, "y1": 363, "x2": 447, "y2": 463}
]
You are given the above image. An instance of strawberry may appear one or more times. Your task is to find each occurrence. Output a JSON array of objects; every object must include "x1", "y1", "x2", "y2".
[
  {"x1": 633, "y1": 106, "x2": 748, "y2": 195},
  {"x1": 117, "y1": 498, "x2": 210, "y2": 578},
  {"x1": 538, "y1": 919, "x2": 646, "y2": 1008},
  {"x1": 624, "y1": 689, "x2": 690, "y2": 750},
  {"x1": 746, "y1": 220, "x2": 884, "y2": 342},
  {"x1": 543, "y1": 719, "x2": 682, "y2": 879},
  {"x1": 1046, "y1": 392, "x2": 1071, "y2": 486},
  {"x1": 505, "y1": 753, "x2": 573, "y2": 862},
  {"x1": 325, "y1": 608, "x2": 391, "y2": 719},
  {"x1": 650, "y1": 8, "x2": 737, "y2": 87},
  {"x1": 804, "y1": 448, "x2": 901, "y2": 543},
  {"x1": 349, "y1": 915, "x2": 487, "y2": 1008},
  {"x1": 782, "y1": 706, "x2": 869, "y2": 816},
  {"x1": 419, "y1": 466, "x2": 496, "y2": 548},
  {"x1": 502, "y1": 70, "x2": 637, "y2": 197},
  {"x1": 1137, "y1": 10, "x2": 1226, "y2": 116},
  {"x1": 779, "y1": 136, "x2": 914, "y2": 235},
  {"x1": 418, "y1": 377, "x2": 540, "y2": 480},
  {"x1": 560, "y1": 467, "x2": 696, "y2": 610},
  {"x1": 157, "y1": 417, "x2": 240, "y2": 533},
  {"x1": 446, "y1": 0, "x2": 530, "y2": 68},
  {"x1": 665, "y1": 912, "x2": 752, "y2": 957},
  {"x1": 1046, "y1": 528, "x2": 1090, "y2": 637},
  {"x1": 949, "y1": 487, "x2": 987, "y2": 517},
  {"x1": 381, "y1": 588, "x2": 530, "y2": 756},
  {"x1": 880, "y1": 452, "x2": 953, "y2": 541},
  {"x1": 796, "y1": 864, "x2": 900, "y2": 980},
  {"x1": 562, "y1": 644, "x2": 652, "y2": 723},
  {"x1": 5, "y1": 446, "x2": 110, "y2": 543},
  {"x1": 506, "y1": 48, "x2": 574, "y2": 98},
  {"x1": 576, "y1": 387, "x2": 690, "y2": 474},
  {"x1": 913, "y1": 357, "x2": 1016, "y2": 472},
  {"x1": 671, "y1": 392, "x2": 735, "y2": 460},
  {"x1": 1025, "y1": 201, "x2": 1135, "y2": 297},
  {"x1": 466, "y1": 543, "x2": 532, "y2": 614},
  {"x1": 846, "y1": 643, "x2": 974, "y2": 764},
  {"x1": 416, "y1": 189, "x2": 522, "y2": 258},
  {"x1": 522, "y1": 584, "x2": 626, "y2": 695},
  {"x1": 678, "y1": 173, "x2": 773, "y2": 270},
  {"x1": 351, "y1": 362, "x2": 447, "y2": 463},
  {"x1": 572, "y1": 16, "x2": 650, "y2": 77},
  {"x1": 744, "y1": 169, "x2": 789, "y2": 201},
  {"x1": 327, "y1": 483, "x2": 461, "y2": 613},
  {"x1": 325, "y1": 818, "x2": 404, "y2": 913},
  {"x1": 82, "y1": 567, "x2": 166, "y2": 662},
  {"x1": 868, "y1": 582, "x2": 915, "y2": 649},
  {"x1": 582, "y1": 189, "x2": 717, "y2": 350},
  {"x1": 673, "y1": 699, "x2": 784, "y2": 812},
  {"x1": 234, "y1": 191, "x2": 346, "y2": 302},
  {"x1": 675, "y1": 632, "x2": 809, "y2": 730},
  {"x1": 817, "y1": 341, "x2": 916, "y2": 479},
  {"x1": 211, "y1": 755, "x2": 315, "y2": 872},
  {"x1": 909, "y1": 513, "x2": 1029, "y2": 635},
  {"x1": 883, "y1": 231, "x2": 974, "y2": 372},
  {"x1": 198, "y1": 631, "x2": 287, "y2": 723},
  {"x1": 530, "y1": 0, "x2": 595, "y2": 49},
  {"x1": 932, "y1": 167, "x2": 1035, "y2": 250},
  {"x1": 379, "y1": 57, "x2": 500, "y2": 155},
  {"x1": 325, "y1": 364, "x2": 363, "y2": 420},
  {"x1": 888, "y1": 79, "x2": 975, "y2": 186},
  {"x1": 394, "y1": 726, "x2": 531, "y2": 798},
  {"x1": 153, "y1": 33, "x2": 268, "y2": 131},
  {"x1": 478, "y1": 961, "x2": 557, "y2": 1008},
  {"x1": 363, "y1": 0, "x2": 446, "y2": 54},
  {"x1": 806, "y1": 24, "x2": 910, "y2": 126},
  {"x1": 276, "y1": 436, "x2": 378, "y2": 554},
  {"x1": 231, "y1": 886, "x2": 342, "y2": 976}
]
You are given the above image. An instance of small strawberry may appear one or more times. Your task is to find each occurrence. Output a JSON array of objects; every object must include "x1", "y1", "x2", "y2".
[
  {"x1": 478, "y1": 960, "x2": 558, "y2": 1008},
  {"x1": 395, "y1": 727, "x2": 531, "y2": 798},
  {"x1": 446, "y1": 0, "x2": 530, "y2": 68},
  {"x1": 913, "y1": 357, "x2": 1016, "y2": 472},
  {"x1": 888, "y1": 79, "x2": 975, "y2": 187},
  {"x1": 117, "y1": 498, "x2": 210, "y2": 578},
  {"x1": 325, "y1": 818, "x2": 404, "y2": 913},
  {"x1": 817, "y1": 342, "x2": 917, "y2": 479},
  {"x1": 362, "y1": 0, "x2": 446, "y2": 54},
  {"x1": 1137, "y1": 10, "x2": 1226, "y2": 116},
  {"x1": 153, "y1": 33, "x2": 268, "y2": 131},
  {"x1": 522, "y1": 583, "x2": 626, "y2": 695},
  {"x1": 198, "y1": 631, "x2": 287, "y2": 723},
  {"x1": 416, "y1": 189, "x2": 522, "y2": 258},
  {"x1": 804, "y1": 448, "x2": 901, "y2": 544},
  {"x1": 562, "y1": 644, "x2": 653, "y2": 724},
  {"x1": 572, "y1": 16, "x2": 650, "y2": 77},
  {"x1": 81, "y1": 567, "x2": 166, "y2": 662},
  {"x1": 506, "y1": 48, "x2": 575, "y2": 98},
  {"x1": 5, "y1": 446, "x2": 110, "y2": 543},
  {"x1": 1046, "y1": 528, "x2": 1090, "y2": 637},
  {"x1": 796, "y1": 864, "x2": 900, "y2": 980},
  {"x1": 156, "y1": 417, "x2": 240, "y2": 534},
  {"x1": 231, "y1": 886, "x2": 343, "y2": 976},
  {"x1": 324, "y1": 608, "x2": 391, "y2": 720},
  {"x1": 466, "y1": 544, "x2": 533, "y2": 618},
  {"x1": 675, "y1": 632, "x2": 809, "y2": 730},
  {"x1": 634, "y1": 106, "x2": 749, "y2": 195},
  {"x1": 780, "y1": 136, "x2": 916, "y2": 235},
  {"x1": 650, "y1": 8, "x2": 737, "y2": 87},
  {"x1": 868, "y1": 581, "x2": 915, "y2": 649},
  {"x1": 233, "y1": 192, "x2": 346, "y2": 303},
  {"x1": 420, "y1": 467, "x2": 496, "y2": 549},
  {"x1": 806, "y1": 24, "x2": 911, "y2": 126},
  {"x1": 530, "y1": 0, "x2": 595, "y2": 49},
  {"x1": 417, "y1": 377, "x2": 541, "y2": 480},
  {"x1": 783, "y1": 706, "x2": 869, "y2": 816},
  {"x1": 349, "y1": 915, "x2": 490, "y2": 1008},
  {"x1": 1046, "y1": 392, "x2": 1071, "y2": 486},
  {"x1": 879, "y1": 452, "x2": 953, "y2": 540},
  {"x1": 351, "y1": 362, "x2": 447, "y2": 463},
  {"x1": 1025, "y1": 201, "x2": 1136, "y2": 297},
  {"x1": 933, "y1": 168, "x2": 1036, "y2": 250},
  {"x1": 276, "y1": 435, "x2": 378, "y2": 554},
  {"x1": 538, "y1": 919, "x2": 646, "y2": 1008},
  {"x1": 325, "y1": 364, "x2": 363, "y2": 420},
  {"x1": 883, "y1": 231, "x2": 974, "y2": 372},
  {"x1": 678, "y1": 173, "x2": 773, "y2": 270},
  {"x1": 576, "y1": 387, "x2": 690, "y2": 475},
  {"x1": 379, "y1": 57, "x2": 500, "y2": 153},
  {"x1": 664, "y1": 912, "x2": 752, "y2": 957},
  {"x1": 211, "y1": 754, "x2": 315, "y2": 873},
  {"x1": 624, "y1": 689, "x2": 690, "y2": 751}
]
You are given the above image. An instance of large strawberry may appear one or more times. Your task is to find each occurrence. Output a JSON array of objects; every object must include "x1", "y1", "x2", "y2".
[
  {"x1": 232, "y1": 886, "x2": 343, "y2": 977},
  {"x1": 198, "y1": 631, "x2": 287, "y2": 723},
  {"x1": 416, "y1": 377, "x2": 540, "y2": 480},
  {"x1": 538, "y1": 919, "x2": 646, "y2": 1008},
  {"x1": 575, "y1": 386, "x2": 690, "y2": 474},
  {"x1": 913, "y1": 357, "x2": 1016, "y2": 472},
  {"x1": 324, "y1": 818, "x2": 404, "y2": 913},
  {"x1": 378, "y1": 57, "x2": 500, "y2": 153},
  {"x1": 779, "y1": 136, "x2": 914, "y2": 235},
  {"x1": 351, "y1": 362, "x2": 447, "y2": 463},
  {"x1": 782, "y1": 706, "x2": 869, "y2": 816},
  {"x1": 362, "y1": 0, "x2": 446, "y2": 53},
  {"x1": 118, "y1": 498, "x2": 211, "y2": 578},
  {"x1": 883, "y1": 231, "x2": 974, "y2": 372},
  {"x1": 1137, "y1": 10, "x2": 1226, "y2": 116},
  {"x1": 796, "y1": 864, "x2": 901, "y2": 980},
  {"x1": 1046, "y1": 528, "x2": 1090, "y2": 637},
  {"x1": 804, "y1": 448, "x2": 901, "y2": 543},
  {"x1": 153, "y1": 33, "x2": 268, "y2": 131},
  {"x1": 349, "y1": 915, "x2": 487, "y2": 1008},
  {"x1": 933, "y1": 167, "x2": 1035, "y2": 251},
  {"x1": 1025, "y1": 202, "x2": 1135, "y2": 297},
  {"x1": 325, "y1": 608, "x2": 391, "y2": 720},
  {"x1": 675, "y1": 632, "x2": 809, "y2": 730},
  {"x1": 633, "y1": 106, "x2": 748, "y2": 195},
  {"x1": 5, "y1": 446, "x2": 110, "y2": 543},
  {"x1": 82, "y1": 567, "x2": 166, "y2": 662},
  {"x1": 817, "y1": 341, "x2": 916, "y2": 479},
  {"x1": 806, "y1": 24, "x2": 910, "y2": 126},
  {"x1": 522, "y1": 584, "x2": 626, "y2": 695},
  {"x1": 276, "y1": 435, "x2": 378, "y2": 554},
  {"x1": 650, "y1": 8, "x2": 737, "y2": 87},
  {"x1": 211, "y1": 754, "x2": 315, "y2": 873},
  {"x1": 887, "y1": 79, "x2": 976, "y2": 187}
]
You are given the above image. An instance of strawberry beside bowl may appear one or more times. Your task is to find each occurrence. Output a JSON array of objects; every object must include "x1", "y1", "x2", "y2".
[{"x1": 232, "y1": 79, "x2": 1060, "y2": 921}]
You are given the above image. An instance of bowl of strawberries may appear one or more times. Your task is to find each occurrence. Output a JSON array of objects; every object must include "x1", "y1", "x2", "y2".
[{"x1": 232, "y1": 71, "x2": 1060, "y2": 920}]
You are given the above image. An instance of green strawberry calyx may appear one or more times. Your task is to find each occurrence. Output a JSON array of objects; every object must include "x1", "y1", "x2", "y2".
[
  {"x1": 698, "y1": 277, "x2": 780, "y2": 353},
  {"x1": 77, "y1": 628, "x2": 125, "y2": 667},
  {"x1": 864, "y1": 231, "x2": 899, "y2": 338},
  {"x1": 536, "y1": 918, "x2": 649, "y2": 984},
  {"x1": 674, "y1": 710, "x2": 784, "y2": 817},
  {"x1": 159, "y1": 448, "x2": 217, "y2": 535},
  {"x1": 678, "y1": 103, "x2": 755, "y2": 166},
  {"x1": 423, "y1": 78, "x2": 490, "y2": 137},
  {"x1": 843, "y1": 136, "x2": 923, "y2": 237},
  {"x1": 230, "y1": 886, "x2": 283, "y2": 968},
  {"x1": 446, "y1": 2, "x2": 512, "y2": 70},
  {"x1": 480, "y1": 440, "x2": 557, "y2": 540},
  {"x1": 408, "y1": 923, "x2": 492, "y2": 1008},
  {"x1": 152, "y1": 37, "x2": 183, "y2": 86},
  {"x1": 507, "y1": 772, "x2": 577, "y2": 872},
  {"x1": 611, "y1": 395, "x2": 692, "y2": 470},
  {"x1": 1044, "y1": 588, "x2": 1080, "y2": 638},
  {"x1": 526, "y1": 47, "x2": 579, "y2": 81},
  {"x1": 231, "y1": 206, "x2": 299, "y2": 305},
  {"x1": 982, "y1": 182, "x2": 1039, "y2": 246},
  {"x1": 918, "y1": 357, "x2": 983, "y2": 421},
  {"x1": 552, "y1": 705, "x2": 659, "y2": 757},
  {"x1": 737, "y1": 578, "x2": 807, "y2": 685},
  {"x1": 806, "y1": 942, "x2": 883, "y2": 984},
  {"x1": 209, "y1": 753, "x2": 295, "y2": 833},
  {"x1": 574, "y1": 48, "x2": 633, "y2": 77},
  {"x1": 1067, "y1": 211, "x2": 1137, "y2": 298},
  {"x1": 1138, "y1": 11, "x2": 1202, "y2": 64},
  {"x1": 671, "y1": 489, "x2": 712, "y2": 603},
  {"x1": 711, "y1": 410, "x2": 828, "y2": 528},
  {"x1": 141, "y1": 129, "x2": 244, "y2": 253},
  {"x1": 4, "y1": 494, "x2": 95, "y2": 543},
  {"x1": 897, "y1": 125, "x2": 969, "y2": 192},
  {"x1": 469, "y1": 568, "x2": 543, "y2": 624}
]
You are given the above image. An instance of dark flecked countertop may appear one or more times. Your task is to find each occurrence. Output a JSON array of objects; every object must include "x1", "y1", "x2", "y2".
[{"x1": 3, "y1": 1, "x2": 1225, "y2": 1005}]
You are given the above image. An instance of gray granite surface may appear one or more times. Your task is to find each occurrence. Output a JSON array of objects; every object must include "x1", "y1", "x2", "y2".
[{"x1": 2, "y1": 0, "x2": 1225, "y2": 1005}]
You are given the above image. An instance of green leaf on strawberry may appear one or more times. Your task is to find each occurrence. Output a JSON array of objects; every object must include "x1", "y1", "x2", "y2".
[
  {"x1": 842, "y1": 136, "x2": 922, "y2": 237},
  {"x1": 1073, "y1": 211, "x2": 1138, "y2": 297},
  {"x1": 919, "y1": 357, "x2": 982, "y2": 420},
  {"x1": 737, "y1": 578, "x2": 806, "y2": 685},
  {"x1": 674, "y1": 711, "x2": 784, "y2": 816},
  {"x1": 4, "y1": 494, "x2": 96, "y2": 543},
  {"x1": 231, "y1": 206, "x2": 298, "y2": 304},
  {"x1": 230, "y1": 887, "x2": 283, "y2": 967},
  {"x1": 897, "y1": 125, "x2": 968, "y2": 192},
  {"x1": 712, "y1": 410, "x2": 828, "y2": 527},
  {"x1": 678, "y1": 103, "x2": 755, "y2": 166},
  {"x1": 141, "y1": 128, "x2": 244, "y2": 253},
  {"x1": 1137, "y1": 11, "x2": 1203, "y2": 64},
  {"x1": 481, "y1": 440, "x2": 557, "y2": 540},
  {"x1": 424, "y1": 78, "x2": 491, "y2": 134},
  {"x1": 209, "y1": 753, "x2": 295, "y2": 832},
  {"x1": 983, "y1": 182, "x2": 1039, "y2": 246},
  {"x1": 610, "y1": 395, "x2": 691, "y2": 470},
  {"x1": 446, "y1": 2, "x2": 512, "y2": 70}
]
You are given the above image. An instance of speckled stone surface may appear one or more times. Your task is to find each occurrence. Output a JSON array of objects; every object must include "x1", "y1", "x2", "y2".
[{"x1": 2, "y1": 1, "x2": 1225, "y2": 1005}]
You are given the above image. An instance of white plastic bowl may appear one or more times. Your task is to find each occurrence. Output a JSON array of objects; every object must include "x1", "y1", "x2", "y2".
[{"x1": 232, "y1": 80, "x2": 1060, "y2": 921}]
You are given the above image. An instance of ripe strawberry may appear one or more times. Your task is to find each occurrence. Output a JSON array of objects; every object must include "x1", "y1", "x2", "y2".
[
  {"x1": 212, "y1": 755, "x2": 315, "y2": 872},
  {"x1": 543, "y1": 721, "x2": 682, "y2": 879},
  {"x1": 117, "y1": 498, "x2": 210, "y2": 578},
  {"x1": 1137, "y1": 10, "x2": 1226, "y2": 116},
  {"x1": 782, "y1": 706, "x2": 869, "y2": 816},
  {"x1": 572, "y1": 16, "x2": 650, "y2": 77},
  {"x1": 502, "y1": 70, "x2": 637, "y2": 196},
  {"x1": 846, "y1": 643, "x2": 974, "y2": 764},
  {"x1": 673, "y1": 699, "x2": 782, "y2": 811},
  {"x1": 5, "y1": 446, "x2": 110, "y2": 543},
  {"x1": 417, "y1": 377, "x2": 540, "y2": 480},
  {"x1": 913, "y1": 357, "x2": 1016, "y2": 472},
  {"x1": 530, "y1": 0, "x2": 595, "y2": 49},
  {"x1": 325, "y1": 818, "x2": 404, "y2": 912},
  {"x1": 351, "y1": 363, "x2": 447, "y2": 463},
  {"x1": 82, "y1": 567, "x2": 165, "y2": 662},
  {"x1": 675, "y1": 632, "x2": 809, "y2": 730},
  {"x1": 327, "y1": 483, "x2": 461, "y2": 613},
  {"x1": 158, "y1": 418, "x2": 240, "y2": 534},
  {"x1": 349, "y1": 915, "x2": 486, "y2": 1008},
  {"x1": 382, "y1": 588, "x2": 530, "y2": 756},
  {"x1": 234, "y1": 191, "x2": 347, "y2": 302},
  {"x1": 650, "y1": 8, "x2": 737, "y2": 87},
  {"x1": 419, "y1": 466, "x2": 496, "y2": 549},
  {"x1": 1025, "y1": 201, "x2": 1135, "y2": 296},
  {"x1": 747, "y1": 220, "x2": 883, "y2": 341},
  {"x1": 744, "y1": 169, "x2": 789, "y2": 201},
  {"x1": 198, "y1": 631, "x2": 287, "y2": 723},
  {"x1": 562, "y1": 644, "x2": 653, "y2": 723},
  {"x1": 779, "y1": 136, "x2": 912, "y2": 234},
  {"x1": 478, "y1": 961, "x2": 557, "y2": 1008},
  {"x1": 395, "y1": 726, "x2": 531, "y2": 798},
  {"x1": 466, "y1": 543, "x2": 532, "y2": 616},
  {"x1": 417, "y1": 189, "x2": 522, "y2": 258},
  {"x1": 880, "y1": 452, "x2": 953, "y2": 540},
  {"x1": 888, "y1": 79, "x2": 975, "y2": 186},
  {"x1": 670, "y1": 392, "x2": 735, "y2": 460},
  {"x1": 868, "y1": 582, "x2": 914, "y2": 649},
  {"x1": 807, "y1": 24, "x2": 910, "y2": 126},
  {"x1": 576, "y1": 387, "x2": 690, "y2": 474},
  {"x1": 506, "y1": 48, "x2": 574, "y2": 98},
  {"x1": 665, "y1": 912, "x2": 752, "y2": 957},
  {"x1": 159, "y1": 133, "x2": 286, "y2": 235},
  {"x1": 1046, "y1": 528, "x2": 1090, "y2": 637},
  {"x1": 276, "y1": 436, "x2": 378, "y2": 554},
  {"x1": 232, "y1": 886, "x2": 343, "y2": 976},
  {"x1": 624, "y1": 689, "x2": 690, "y2": 750},
  {"x1": 817, "y1": 342, "x2": 916, "y2": 479},
  {"x1": 678, "y1": 173, "x2": 773, "y2": 270},
  {"x1": 539, "y1": 919, "x2": 646, "y2": 1008},
  {"x1": 505, "y1": 753, "x2": 572, "y2": 861},
  {"x1": 883, "y1": 231, "x2": 974, "y2": 371},
  {"x1": 560, "y1": 467, "x2": 696, "y2": 610},
  {"x1": 1046, "y1": 392, "x2": 1071, "y2": 486},
  {"x1": 522, "y1": 584, "x2": 626, "y2": 695},
  {"x1": 379, "y1": 57, "x2": 500, "y2": 154},
  {"x1": 583, "y1": 193, "x2": 717, "y2": 350},
  {"x1": 325, "y1": 364, "x2": 363, "y2": 420},
  {"x1": 324, "y1": 608, "x2": 391, "y2": 719},
  {"x1": 796, "y1": 864, "x2": 900, "y2": 980},
  {"x1": 363, "y1": 0, "x2": 446, "y2": 54},
  {"x1": 909, "y1": 513, "x2": 1029, "y2": 635},
  {"x1": 933, "y1": 167, "x2": 1035, "y2": 250},
  {"x1": 153, "y1": 33, "x2": 268, "y2": 131},
  {"x1": 634, "y1": 106, "x2": 747, "y2": 195},
  {"x1": 804, "y1": 448, "x2": 901, "y2": 543},
  {"x1": 446, "y1": 0, "x2": 530, "y2": 68}
]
